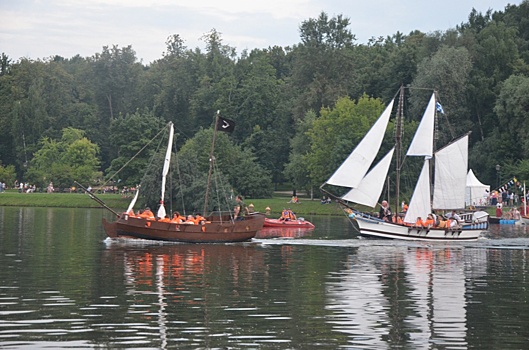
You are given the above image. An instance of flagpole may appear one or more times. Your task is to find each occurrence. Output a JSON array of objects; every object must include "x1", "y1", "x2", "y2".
[{"x1": 203, "y1": 111, "x2": 220, "y2": 216}]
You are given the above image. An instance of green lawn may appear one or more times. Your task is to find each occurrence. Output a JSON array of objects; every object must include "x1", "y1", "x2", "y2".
[
  {"x1": 0, "y1": 191, "x2": 130, "y2": 209},
  {"x1": 0, "y1": 191, "x2": 345, "y2": 216}
]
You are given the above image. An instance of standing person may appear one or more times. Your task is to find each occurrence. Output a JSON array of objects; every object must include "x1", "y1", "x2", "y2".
[
  {"x1": 496, "y1": 203, "x2": 503, "y2": 218},
  {"x1": 379, "y1": 200, "x2": 392, "y2": 222},
  {"x1": 233, "y1": 195, "x2": 248, "y2": 221}
]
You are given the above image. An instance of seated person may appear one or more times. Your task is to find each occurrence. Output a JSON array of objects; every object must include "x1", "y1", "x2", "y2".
[
  {"x1": 414, "y1": 217, "x2": 424, "y2": 228},
  {"x1": 279, "y1": 208, "x2": 290, "y2": 221},
  {"x1": 171, "y1": 212, "x2": 184, "y2": 223},
  {"x1": 183, "y1": 215, "x2": 196, "y2": 224},
  {"x1": 345, "y1": 208, "x2": 356, "y2": 219},
  {"x1": 392, "y1": 214, "x2": 403, "y2": 224},
  {"x1": 193, "y1": 214, "x2": 206, "y2": 225},
  {"x1": 138, "y1": 207, "x2": 155, "y2": 220},
  {"x1": 287, "y1": 209, "x2": 297, "y2": 220},
  {"x1": 423, "y1": 214, "x2": 435, "y2": 228},
  {"x1": 448, "y1": 216, "x2": 460, "y2": 229},
  {"x1": 159, "y1": 215, "x2": 171, "y2": 223},
  {"x1": 436, "y1": 216, "x2": 448, "y2": 228}
]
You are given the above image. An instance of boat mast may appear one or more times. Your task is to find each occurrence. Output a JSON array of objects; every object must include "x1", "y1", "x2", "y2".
[
  {"x1": 394, "y1": 85, "x2": 404, "y2": 213},
  {"x1": 203, "y1": 111, "x2": 220, "y2": 215}
]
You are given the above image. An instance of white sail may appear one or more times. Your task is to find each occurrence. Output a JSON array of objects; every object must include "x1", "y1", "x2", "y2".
[
  {"x1": 126, "y1": 186, "x2": 140, "y2": 214},
  {"x1": 325, "y1": 99, "x2": 395, "y2": 188},
  {"x1": 406, "y1": 93, "x2": 436, "y2": 158},
  {"x1": 157, "y1": 122, "x2": 174, "y2": 219},
  {"x1": 432, "y1": 135, "x2": 468, "y2": 210},
  {"x1": 404, "y1": 160, "x2": 431, "y2": 224},
  {"x1": 341, "y1": 148, "x2": 395, "y2": 208}
]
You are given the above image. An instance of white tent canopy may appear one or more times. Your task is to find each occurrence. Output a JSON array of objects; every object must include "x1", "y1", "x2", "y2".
[{"x1": 466, "y1": 169, "x2": 490, "y2": 206}]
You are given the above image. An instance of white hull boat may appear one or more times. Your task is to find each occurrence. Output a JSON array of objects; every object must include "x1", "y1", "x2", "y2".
[{"x1": 322, "y1": 87, "x2": 488, "y2": 241}]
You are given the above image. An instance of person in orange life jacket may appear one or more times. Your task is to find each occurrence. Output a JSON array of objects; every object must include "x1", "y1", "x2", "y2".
[
  {"x1": 171, "y1": 212, "x2": 184, "y2": 223},
  {"x1": 414, "y1": 217, "x2": 424, "y2": 228},
  {"x1": 287, "y1": 208, "x2": 296, "y2": 220},
  {"x1": 138, "y1": 207, "x2": 155, "y2": 219},
  {"x1": 193, "y1": 214, "x2": 206, "y2": 225},
  {"x1": 279, "y1": 208, "x2": 290, "y2": 221},
  {"x1": 436, "y1": 216, "x2": 448, "y2": 228},
  {"x1": 159, "y1": 216, "x2": 171, "y2": 223},
  {"x1": 392, "y1": 213, "x2": 403, "y2": 224},
  {"x1": 423, "y1": 213, "x2": 435, "y2": 228}
]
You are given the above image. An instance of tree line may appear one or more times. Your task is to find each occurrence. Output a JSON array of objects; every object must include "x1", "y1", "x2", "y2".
[{"x1": 1, "y1": 2, "x2": 529, "y2": 201}]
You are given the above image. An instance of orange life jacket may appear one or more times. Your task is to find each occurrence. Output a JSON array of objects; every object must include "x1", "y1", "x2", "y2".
[{"x1": 423, "y1": 218, "x2": 435, "y2": 227}]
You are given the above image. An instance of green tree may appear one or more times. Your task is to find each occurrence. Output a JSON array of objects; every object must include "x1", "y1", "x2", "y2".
[
  {"x1": 0, "y1": 162, "x2": 16, "y2": 187},
  {"x1": 106, "y1": 109, "x2": 167, "y2": 187},
  {"x1": 306, "y1": 95, "x2": 387, "y2": 186},
  {"x1": 411, "y1": 45, "x2": 473, "y2": 145},
  {"x1": 26, "y1": 128, "x2": 100, "y2": 188},
  {"x1": 90, "y1": 45, "x2": 144, "y2": 168},
  {"x1": 151, "y1": 128, "x2": 273, "y2": 213},
  {"x1": 284, "y1": 110, "x2": 316, "y2": 193},
  {"x1": 290, "y1": 12, "x2": 356, "y2": 119},
  {"x1": 494, "y1": 74, "x2": 529, "y2": 159}
]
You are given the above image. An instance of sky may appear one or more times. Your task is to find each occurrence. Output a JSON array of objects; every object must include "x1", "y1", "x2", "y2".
[{"x1": 0, "y1": 0, "x2": 520, "y2": 64}]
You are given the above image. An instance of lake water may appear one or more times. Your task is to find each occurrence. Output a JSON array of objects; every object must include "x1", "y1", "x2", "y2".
[{"x1": 1, "y1": 207, "x2": 529, "y2": 349}]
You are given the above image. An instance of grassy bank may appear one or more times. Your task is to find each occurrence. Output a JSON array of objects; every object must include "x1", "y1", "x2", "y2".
[
  {"x1": 0, "y1": 191, "x2": 497, "y2": 217},
  {"x1": 0, "y1": 191, "x2": 130, "y2": 209},
  {"x1": 0, "y1": 191, "x2": 344, "y2": 216}
]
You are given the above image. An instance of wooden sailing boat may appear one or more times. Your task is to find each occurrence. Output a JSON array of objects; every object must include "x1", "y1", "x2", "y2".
[
  {"x1": 96, "y1": 112, "x2": 265, "y2": 243},
  {"x1": 321, "y1": 87, "x2": 488, "y2": 241}
]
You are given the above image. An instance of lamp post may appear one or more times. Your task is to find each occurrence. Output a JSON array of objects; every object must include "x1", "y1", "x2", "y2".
[{"x1": 496, "y1": 164, "x2": 501, "y2": 189}]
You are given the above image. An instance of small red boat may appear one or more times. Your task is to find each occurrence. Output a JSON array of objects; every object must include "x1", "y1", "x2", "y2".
[
  {"x1": 256, "y1": 226, "x2": 314, "y2": 239},
  {"x1": 263, "y1": 218, "x2": 315, "y2": 228}
]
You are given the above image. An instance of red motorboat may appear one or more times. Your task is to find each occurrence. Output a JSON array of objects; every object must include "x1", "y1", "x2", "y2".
[
  {"x1": 263, "y1": 218, "x2": 315, "y2": 228},
  {"x1": 256, "y1": 225, "x2": 314, "y2": 239}
]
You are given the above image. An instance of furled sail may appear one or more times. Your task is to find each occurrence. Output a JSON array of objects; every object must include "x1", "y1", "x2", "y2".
[
  {"x1": 157, "y1": 122, "x2": 175, "y2": 219},
  {"x1": 341, "y1": 148, "x2": 395, "y2": 208},
  {"x1": 325, "y1": 99, "x2": 395, "y2": 189},
  {"x1": 406, "y1": 93, "x2": 436, "y2": 158},
  {"x1": 126, "y1": 186, "x2": 140, "y2": 214},
  {"x1": 432, "y1": 135, "x2": 468, "y2": 210}
]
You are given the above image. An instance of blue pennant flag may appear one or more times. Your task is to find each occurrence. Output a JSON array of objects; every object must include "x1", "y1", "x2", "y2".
[{"x1": 436, "y1": 102, "x2": 445, "y2": 114}]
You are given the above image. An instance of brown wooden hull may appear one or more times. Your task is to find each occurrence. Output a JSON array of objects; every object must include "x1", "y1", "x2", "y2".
[{"x1": 102, "y1": 213, "x2": 265, "y2": 243}]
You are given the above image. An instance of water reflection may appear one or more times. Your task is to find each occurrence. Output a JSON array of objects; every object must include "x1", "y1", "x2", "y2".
[
  {"x1": 100, "y1": 242, "x2": 269, "y2": 348},
  {"x1": 326, "y1": 245, "x2": 493, "y2": 349},
  {"x1": 1, "y1": 207, "x2": 529, "y2": 349}
]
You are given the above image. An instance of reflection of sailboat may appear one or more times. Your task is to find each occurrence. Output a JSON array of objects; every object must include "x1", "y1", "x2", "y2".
[
  {"x1": 326, "y1": 247, "x2": 391, "y2": 348},
  {"x1": 321, "y1": 87, "x2": 488, "y2": 241},
  {"x1": 92, "y1": 113, "x2": 265, "y2": 242},
  {"x1": 108, "y1": 243, "x2": 266, "y2": 350},
  {"x1": 326, "y1": 246, "x2": 472, "y2": 348},
  {"x1": 405, "y1": 248, "x2": 468, "y2": 348}
]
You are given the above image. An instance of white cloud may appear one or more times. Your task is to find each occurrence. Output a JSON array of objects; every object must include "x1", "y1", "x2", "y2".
[{"x1": 0, "y1": 0, "x2": 518, "y2": 63}]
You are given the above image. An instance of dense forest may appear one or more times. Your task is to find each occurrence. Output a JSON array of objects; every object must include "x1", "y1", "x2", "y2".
[{"x1": 1, "y1": 2, "x2": 529, "y2": 203}]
